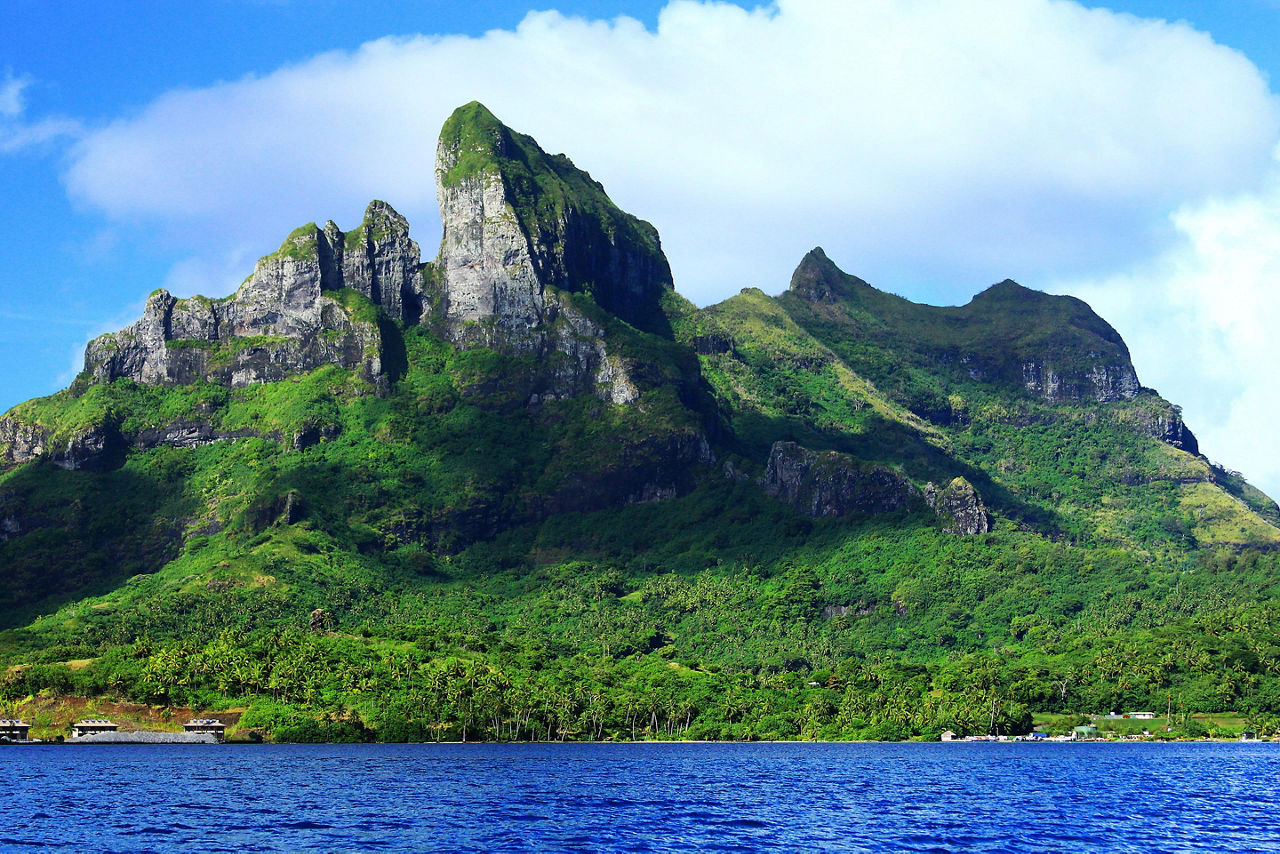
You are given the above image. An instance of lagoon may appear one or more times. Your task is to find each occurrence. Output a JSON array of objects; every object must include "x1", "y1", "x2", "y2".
[{"x1": 3, "y1": 741, "x2": 1278, "y2": 852}]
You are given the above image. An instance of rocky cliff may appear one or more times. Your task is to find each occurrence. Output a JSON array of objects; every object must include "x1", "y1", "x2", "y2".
[
  {"x1": 432, "y1": 102, "x2": 678, "y2": 403},
  {"x1": 763, "y1": 442, "x2": 993, "y2": 534},
  {"x1": 925, "y1": 477, "x2": 991, "y2": 536},
  {"x1": 55, "y1": 101, "x2": 704, "y2": 430},
  {"x1": 81, "y1": 103, "x2": 679, "y2": 409},
  {"x1": 764, "y1": 441, "x2": 921, "y2": 518},
  {"x1": 83, "y1": 200, "x2": 426, "y2": 391},
  {"x1": 436, "y1": 102, "x2": 673, "y2": 336},
  {"x1": 1118, "y1": 393, "x2": 1199, "y2": 455},
  {"x1": 4, "y1": 103, "x2": 711, "y2": 498}
]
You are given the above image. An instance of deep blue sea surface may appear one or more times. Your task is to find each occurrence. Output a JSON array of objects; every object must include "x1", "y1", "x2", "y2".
[{"x1": 2, "y1": 741, "x2": 1279, "y2": 852}]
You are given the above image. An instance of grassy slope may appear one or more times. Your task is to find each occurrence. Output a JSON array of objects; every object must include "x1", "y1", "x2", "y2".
[
  {"x1": 773, "y1": 253, "x2": 1279, "y2": 553},
  {"x1": 5, "y1": 285, "x2": 1280, "y2": 741},
  {"x1": 5, "y1": 111, "x2": 1280, "y2": 741}
]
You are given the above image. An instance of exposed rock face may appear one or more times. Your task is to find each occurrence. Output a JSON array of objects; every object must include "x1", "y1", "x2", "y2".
[
  {"x1": 52, "y1": 424, "x2": 124, "y2": 471},
  {"x1": 788, "y1": 247, "x2": 871, "y2": 303},
  {"x1": 0, "y1": 417, "x2": 47, "y2": 467},
  {"x1": 322, "y1": 201, "x2": 427, "y2": 325},
  {"x1": 83, "y1": 200, "x2": 426, "y2": 391},
  {"x1": 1159, "y1": 415, "x2": 1198, "y2": 455},
  {"x1": 0, "y1": 416, "x2": 122, "y2": 471},
  {"x1": 435, "y1": 166, "x2": 545, "y2": 341},
  {"x1": 0, "y1": 409, "x2": 293, "y2": 472},
  {"x1": 437, "y1": 103, "x2": 673, "y2": 332},
  {"x1": 433, "y1": 102, "x2": 674, "y2": 403},
  {"x1": 764, "y1": 441, "x2": 919, "y2": 518},
  {"x1": 77, "y1": 104, "x2": 680, "y2": 410},
  {"x1": 133, "y1": 420, "x2": 275, "y2": 451},
  {"x1": 1123, "y1": 399, "x2": 1200, "y2": 455},
  {"x1": 925, "y1": 477, "x2": 991, "y2": 535},
  {"x1": 1021, "y1": 360, "x2": 1140, "y2": 404}
]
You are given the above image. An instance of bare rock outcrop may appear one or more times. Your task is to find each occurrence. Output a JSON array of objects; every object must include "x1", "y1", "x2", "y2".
[
  {"x1": 764, "y1": 441, "x2": 919, "y2": 518},
  {"x1": 1020, "y1": 360, "x2": 1140, "y2": 404},
  {"x1": 82, "y1": 200, "x2": 427, "y2": 392},
  {"x1": 433, "y1": 101, "x2": 675, "y2": 404},
  {"x1": 0, "y1": 416, "x2": 48, "y2": 467},
  {"x1": 0, "y1": 416, "x2": 123, "y2": 471},
  {"x1": 1119, "y1": 396, "x2": 1200, "y2": 455},
  {"x1": 925, "y1": 477, "x2": 991, "y2": 535}
]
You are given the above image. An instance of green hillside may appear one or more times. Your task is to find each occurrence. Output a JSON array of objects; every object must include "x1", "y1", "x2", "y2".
[{"x1": 3, "y1": 104, "x2": 1280, "y2": 743}]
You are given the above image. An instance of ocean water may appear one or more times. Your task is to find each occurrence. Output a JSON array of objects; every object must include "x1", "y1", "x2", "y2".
[{"x1": 2, "y1": 741, "x2": 1278, "y2": 852}]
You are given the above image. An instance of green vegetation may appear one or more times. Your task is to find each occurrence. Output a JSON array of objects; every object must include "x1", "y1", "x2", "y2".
[
  {"x1": 5, "y1": 289, "x2": 1280, "y2": 742},
  {"x1": 272, "y1": 223, "x2": 321, "y2": 261},
  {"x1": 4, "y1": 115, "x2": 1280, "y2": 744}
]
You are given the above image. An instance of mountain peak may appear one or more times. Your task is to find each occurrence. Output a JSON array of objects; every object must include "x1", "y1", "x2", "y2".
[
  {"x1": 967, "y1": 278, "x2": 1044, "y2": 307},
  {"x1": 788, "y1": 247, "x2": 842, "y2": 302},
  {"x1": 434, "y1": 102, "x2": 673, "y2": 339},
  {"x1": 788, "y1": 247, "x2": 876, "y2": 303},
  {"x1": 779, "y1": 252, "x2": 1142, "y2": 405},
  {"x1": 436, "y1": 101, "x2": 513, "y2": 188}
]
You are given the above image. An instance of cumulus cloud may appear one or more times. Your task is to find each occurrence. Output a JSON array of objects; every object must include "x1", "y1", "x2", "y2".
[
  {"x1": 65, "y1": 0, "x2": 1278, "y2": 304},
  {"x1": 54, "y1": 0, "x2": 1280, "y2": 494},
  {"x1": 1060, "y1": 154, "x2": 1280, "y2": 498}
]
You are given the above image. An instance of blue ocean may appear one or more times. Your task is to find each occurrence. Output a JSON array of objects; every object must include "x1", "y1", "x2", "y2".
[{"x1": 2, "y1": 741, "x2": 1277, "y2": 852}]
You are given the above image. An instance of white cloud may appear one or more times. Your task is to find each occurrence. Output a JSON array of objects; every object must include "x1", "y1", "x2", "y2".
[
  {"x1": 1060, "y1": 155, "x2": 1280, "y2": 499},
  {"x1": 0, "y1": 116, "x2": 82, "y2": 154},
  {"x1": 64, "y1": 0, "x2": 1278, "y2": 303},
  {"x1": 54, "y1": 0, "x2": 1280, "y2": 494}
]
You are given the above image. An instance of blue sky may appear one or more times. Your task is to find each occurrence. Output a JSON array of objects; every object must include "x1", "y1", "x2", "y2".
[{"x1": 4, "y1": 0, "x2": 1280, "y2": 494}]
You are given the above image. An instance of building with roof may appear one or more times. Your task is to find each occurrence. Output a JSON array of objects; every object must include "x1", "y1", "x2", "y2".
[
  {"x1": 71, "y1": 720, "x2": 119, "y2": 738},
  {"x1": 183, "y1": 719, "x2": 227, "y2": 739},
  {"x1": 0, "y1": 720, "x2": 30, "y2": 741}
]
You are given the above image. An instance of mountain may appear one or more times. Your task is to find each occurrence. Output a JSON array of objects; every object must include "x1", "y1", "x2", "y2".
[{"x1": 3, "y1": 103, "x2": 1280, "y2": 743}]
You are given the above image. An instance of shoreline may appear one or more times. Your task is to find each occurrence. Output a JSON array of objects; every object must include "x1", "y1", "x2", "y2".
[{"x1": 4, "y1": 735, "x2": 1271, "y2": 747}]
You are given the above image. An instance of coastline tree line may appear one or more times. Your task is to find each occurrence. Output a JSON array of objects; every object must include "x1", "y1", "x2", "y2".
[{"x1": 5, "y1": 554, "x2": 1280, "y2": 742}]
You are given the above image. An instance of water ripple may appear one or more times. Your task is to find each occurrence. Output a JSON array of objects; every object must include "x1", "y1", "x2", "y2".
[{"x1": 3, "y1": 742, "x2": 1280, "y2": 851}]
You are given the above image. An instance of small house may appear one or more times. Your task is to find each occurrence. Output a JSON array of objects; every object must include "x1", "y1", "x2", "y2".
[
  {"x1": 71, "y1": 719, "x2": 119, "y2": 738},
  {"x1": 940, "y1": 730, "x2": 957, "y2": 742},
  {"x1": 1128, "y1": 711, "x2": 1156, "y2": 720},
  {"x1": 0, "y1": 720, "x2": 30, "y2": 741},
  {"x1": 183, "y1": 719, "x2": 226, "y2": 739},
  {"x1": 1072, "y1": 725, "x2": 1098, "y2": 739}
]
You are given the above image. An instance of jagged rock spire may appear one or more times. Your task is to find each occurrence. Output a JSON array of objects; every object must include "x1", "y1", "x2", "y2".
[{"x1": 82, "y1": 201, "x2": 425, "y2": 390}]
